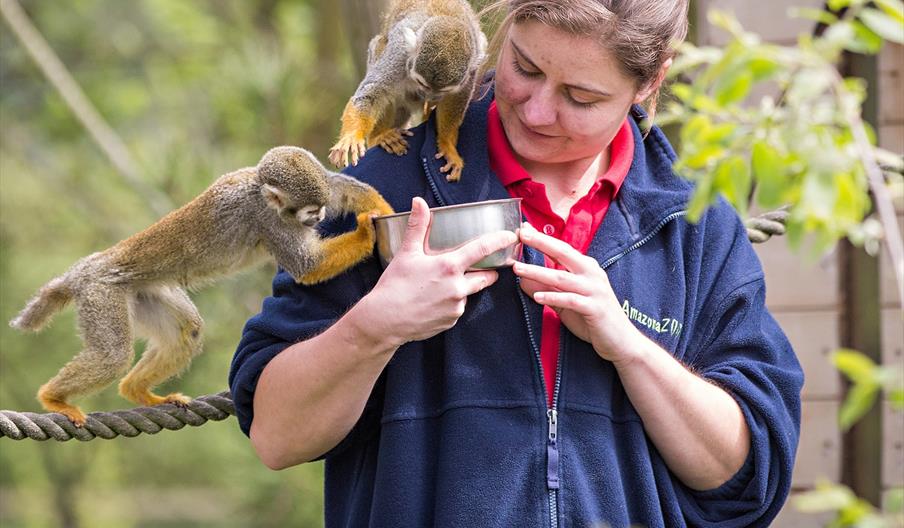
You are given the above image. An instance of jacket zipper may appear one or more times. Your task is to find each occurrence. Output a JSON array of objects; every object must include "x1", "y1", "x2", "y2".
[
  {"x1": 516, "y1": 283, "x2": 562, "y2": 528},
  {"x1": 600, "y1": 211, "x2": 687, "y2": 270},
  {"x1": 421, "y1": 157, "x2": 446, "y2": 206},
  {"x1": 517, "y1": 210, "x2": 686, "y2": 528}
]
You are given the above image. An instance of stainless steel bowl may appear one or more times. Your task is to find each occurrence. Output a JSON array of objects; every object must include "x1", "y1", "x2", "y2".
[{"x1": 373, "y1": 198, "x2": 523, "y2": 270}]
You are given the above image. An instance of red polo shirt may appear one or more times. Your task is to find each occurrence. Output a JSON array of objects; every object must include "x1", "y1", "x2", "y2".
[{"x1": 487, "y1": 100, "x2": 634, "y2": 406}]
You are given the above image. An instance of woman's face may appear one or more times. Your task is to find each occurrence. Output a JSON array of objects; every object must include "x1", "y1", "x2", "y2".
[{"x1": 495, "y1": 20, "x2": 656, "y2": 166}]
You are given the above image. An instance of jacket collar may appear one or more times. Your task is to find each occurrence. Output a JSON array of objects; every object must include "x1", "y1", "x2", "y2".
[{"x1": 419, "y1": 85, "x2": 692, "y2": 263}]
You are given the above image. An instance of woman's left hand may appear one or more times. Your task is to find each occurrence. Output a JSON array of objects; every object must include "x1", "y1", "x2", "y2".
[{"x1": 513, "y1": 223, "x2": 643, "y2": 365}]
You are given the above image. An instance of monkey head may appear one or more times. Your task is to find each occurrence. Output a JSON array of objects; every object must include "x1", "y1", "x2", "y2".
[
  {"x1": 257, "y1": 146, "x2": 331, "y2": 227},
  {"x1": 404, "y1": 16, "x2": 486, "y2": 101}
]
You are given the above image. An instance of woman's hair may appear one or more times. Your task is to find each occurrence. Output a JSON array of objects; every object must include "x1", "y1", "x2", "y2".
[{"x1": 478, "y1": 0, "x2": 689, "y2": 119}]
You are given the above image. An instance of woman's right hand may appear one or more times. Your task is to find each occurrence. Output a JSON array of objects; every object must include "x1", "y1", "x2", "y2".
[{"x1": 356, "y1": 196, "x2": 518, "y2": 347}]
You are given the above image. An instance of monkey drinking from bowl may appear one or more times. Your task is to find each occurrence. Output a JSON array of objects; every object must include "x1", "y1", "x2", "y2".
[{"x1": 9, "y1": 146, "x2": 394, "y2": 426}]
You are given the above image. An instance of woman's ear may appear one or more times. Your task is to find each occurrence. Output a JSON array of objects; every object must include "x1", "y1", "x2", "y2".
[{"x1": 634, "y1": 57, "x2": 673, "y2": 104}]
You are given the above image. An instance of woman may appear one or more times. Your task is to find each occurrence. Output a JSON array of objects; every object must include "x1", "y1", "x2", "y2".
[{"x1": 230, "y1": 1, "x2": 804, "y2": 526}]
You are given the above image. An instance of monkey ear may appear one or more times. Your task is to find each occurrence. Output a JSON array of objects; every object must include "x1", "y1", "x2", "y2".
[
  {"x1": 261, "y1": 184, "x2": 288, "y2": 211},
  {"x1": 402, "y1": 26, "x2": 418, "y2": 54}
]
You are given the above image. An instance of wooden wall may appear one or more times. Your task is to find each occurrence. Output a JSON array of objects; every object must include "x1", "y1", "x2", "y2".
[{"x1": 692, "y1": 1, "x2": 903, "y2": 525}]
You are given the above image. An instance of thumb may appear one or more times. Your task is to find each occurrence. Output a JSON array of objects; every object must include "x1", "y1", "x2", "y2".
[{"x1": 399, "y1": 197, "x2": 431, "y2": 254}]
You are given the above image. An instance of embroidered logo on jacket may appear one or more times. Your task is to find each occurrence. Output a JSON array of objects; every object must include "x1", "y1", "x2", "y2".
[{"x1": 621, "y1": 299, "x2": 683, "y2": 337}]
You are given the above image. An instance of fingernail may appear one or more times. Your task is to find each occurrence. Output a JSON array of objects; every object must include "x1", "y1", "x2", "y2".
[{"x1": 533, "y1": 292, "x2": 545, "y2": 302}]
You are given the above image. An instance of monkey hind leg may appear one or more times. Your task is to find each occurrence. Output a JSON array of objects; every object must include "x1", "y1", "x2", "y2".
[
  {"x1": 300, "y1": 212, "x2": 378, "y2": 285},
  {"x1": 38, "y1": 284, "x2": 135, "y2": 426},
  {"x1": 370, "y1": 127, "x2": 414, "y2": 156},
  {"x1": 119, "y1": 286, "x2": 203, "y2": 408},
  {"x1": 369, "y1": 102, "x2": 413, "y2": 156}
]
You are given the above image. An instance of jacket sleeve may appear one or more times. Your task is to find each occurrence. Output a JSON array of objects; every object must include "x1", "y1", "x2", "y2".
[
  {"x1": 678, "y1": 213, "x2": 804, "y2": 527},
  {"x1": 228, "y1": 214, "x2": 384, "y2": 440}
]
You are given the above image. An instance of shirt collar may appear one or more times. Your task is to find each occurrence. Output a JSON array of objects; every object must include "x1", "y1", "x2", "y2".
[{"x1": 487, "y1": 100, "x2": 634, "y2": 197}]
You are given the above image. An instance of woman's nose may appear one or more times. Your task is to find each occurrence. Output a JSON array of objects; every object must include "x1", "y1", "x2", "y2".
[{"x1": 520, "y1": 86, "x2": 556, "y2": 127}]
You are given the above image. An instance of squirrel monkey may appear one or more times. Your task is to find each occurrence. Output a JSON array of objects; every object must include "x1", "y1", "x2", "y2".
[
  {"x1": 328, "y1": 0, "x2": 487, "y2": 182},
  {"x1": 9, "y1": 146, "x2": 394, "y2": 426}
]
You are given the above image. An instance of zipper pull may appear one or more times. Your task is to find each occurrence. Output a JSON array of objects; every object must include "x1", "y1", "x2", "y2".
[
  {"x1": 547, "y1": 409, "x2": 558, "y2": 442},
  {"x1": 546, "y1": 409, "x2": 560, "y2": 490}
]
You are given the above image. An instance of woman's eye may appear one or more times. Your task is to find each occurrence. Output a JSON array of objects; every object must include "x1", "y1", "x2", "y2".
[
  {"x1": 566, "y1": 92, "x2": 600, "y2": 109},
  {"x1": 512, "y1": 60, "x2": 541, "y2": 78}
]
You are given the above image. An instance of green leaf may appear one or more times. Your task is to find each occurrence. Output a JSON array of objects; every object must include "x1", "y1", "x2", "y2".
[
  {"x1": 832, "y1": 348, "x2": 878, "y2": 383},
  {"x1": 788, "y1": 7, "x2": 840, "y2": 25},
  {"x1": 885, "y1": 488, "x2": 904, "y2": 514},
  {"x1": 714, "y1": 70, "x2": 753, "y2": 106},
  {"x1": 839, "y1": 382, "x2": 880, "y2": 430},
  {"x1": 686, "y1": 171, "x2": 717, "y2": 223},
  {"x1": 752, "y1": 141, "x2": 786, "y2": 208},
  {"x1": 702, "y1": 122, "x2": 738, "y2": 144},
  {"x1": 714, "y1": 156, "x2": 752, "y2": 216},
  {"x1": 846, "y1": 20, "x2": 884, "y2": 54},
  {"x1": 670, "y1": 83, "x2": 694, "y2": 103},
  {"x1": 828, "y1": 0, "x2": 852, "y2": 10},
  {"x1": 681, "y1": 114, "x2": 711, "y2": 147},
  {"x1": 748, "y1": 55, "x2": 781, "y2": 82},
  {"x1": 794, "y1": 483, "x2": 856, "y2": 512},
  {"x1": 891, "y1": 388, "x2": 904, "y2": 408},
  {"x1": 685, "y1": 145, "x2": 726, "y2": 170},
  {"x1": 875, "y1": 0, "x2": 904, "y2": 24},
  {"x1": 859, "y1": 8, "x2": 904, "y2": 43},
  {"x1": 707, "y1": 10, "x2": 744, "y2": 37}
]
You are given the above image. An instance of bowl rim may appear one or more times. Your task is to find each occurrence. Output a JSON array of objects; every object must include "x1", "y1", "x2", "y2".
[{"x1": 372, "y1": 197, "x2": 523, "y2": 222}]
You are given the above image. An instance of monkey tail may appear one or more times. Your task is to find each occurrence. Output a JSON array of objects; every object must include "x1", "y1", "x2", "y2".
[{"x1": 9, "y1": 275, "x2": 74, "y2": 332}]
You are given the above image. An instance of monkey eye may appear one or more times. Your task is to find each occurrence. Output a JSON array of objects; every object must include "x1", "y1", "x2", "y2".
[{"x1": 285, "y1": 207, "x2": 298, "y2": 216}]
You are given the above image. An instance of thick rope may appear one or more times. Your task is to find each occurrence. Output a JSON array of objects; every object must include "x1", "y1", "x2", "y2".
[
  {"x1": 0, "y1": 391, "x2": 234, "y2": 441},
  {"x1": 0, "y1": 210, "x2": 790, "y2": 442},
  {"x1": 745, "y1": 207, "x2": 789, "y2": 244}
]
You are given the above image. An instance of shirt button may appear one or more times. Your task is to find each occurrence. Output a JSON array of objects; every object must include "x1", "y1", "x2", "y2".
[{"x1": 543, "y1": 224, "x2": 555, "y2": 235}]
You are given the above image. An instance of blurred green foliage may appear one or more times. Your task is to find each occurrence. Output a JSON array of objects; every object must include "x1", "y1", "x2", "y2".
[
  {"x1": 660, "y1": 1, "x2": 904, "y2": 256},
  {"x1": 0, "y1": 1, "x2": 361, "y2": 526}
]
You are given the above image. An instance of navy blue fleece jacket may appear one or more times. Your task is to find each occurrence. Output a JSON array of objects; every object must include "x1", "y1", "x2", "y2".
[{"x1": 229, "y1": 87, "x2": 804, "y2": 528}]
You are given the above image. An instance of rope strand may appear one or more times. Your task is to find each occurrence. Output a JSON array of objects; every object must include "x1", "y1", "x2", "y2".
[{"x1": 0, "y1": 391, "x2": 235, "y2": 441}]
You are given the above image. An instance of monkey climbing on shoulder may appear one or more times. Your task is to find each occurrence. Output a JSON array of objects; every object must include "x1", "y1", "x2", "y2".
[
  {"x1": 9, "y1": 146, "x2": 394, "y2": 426},
  {"x1": 328, "y1": 0, "x2": 487, "y2": 182}
]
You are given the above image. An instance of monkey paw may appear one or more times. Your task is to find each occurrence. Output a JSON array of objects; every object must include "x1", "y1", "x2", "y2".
[
  {"x1": 372, "y1": 128, "x2": 413, "y2": 156},
  {"x1": 55, "y1": 408, "x2": 88, "y2": 427},
  {"x1": 329, "y1": 134, "x2": 367, "y2": 168},
  {"x1": 436, "y1": 148, "x2": 464, "y2": 182},
  {"x1": 160, "y1": 392, "x2": 191, "y2": 407}
]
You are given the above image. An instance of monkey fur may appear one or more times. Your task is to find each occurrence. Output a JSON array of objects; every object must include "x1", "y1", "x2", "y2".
[
  {"x1": 9, "y1": 146, "x2": 394, "y2": 426},
  {"x1": 328, "y1": 0, "x2": 487, "y2": 182}
]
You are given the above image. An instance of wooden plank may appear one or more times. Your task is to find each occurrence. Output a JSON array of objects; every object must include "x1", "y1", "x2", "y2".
[
  {"x1": 882, "y1": 309, "x2": 903, "y2": 367},
  {"x1": 879, "y1": 214, "x2": 904, "y2": 308},
  {"x1": 794, "y1": 401, "x2": 842, "y2": 488},
  {"x1": 773, "y1": 502, "x2": 835, "y2": 528},
  {"x1": 774, "y1": 312, "x2": 841, "y2": 399},
  {"x1": 879, "y1": 124, "x2": 904, "y2": 153},
  {"x1": 883, "y1": 401, "x2": 904, "y2": 488},
  {"x1": 755, "y1": 240, "x2": 839, "y2": 309},
  {"x1": 695, "y1": 0, "x2": 826, "y2": 46}
]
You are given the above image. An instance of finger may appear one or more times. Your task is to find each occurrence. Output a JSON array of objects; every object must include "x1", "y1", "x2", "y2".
[
  {"x1": 517, "y1": 275, "x2": 544, "y2": 297},
  {"x1": 520, "y1": 223, "x2": 595, "y2": 274},
  {"x1": 462, "y1": 270, "x2": 499, "y2": 296},
  {"x1": 512, "y1": 261, "x2": 592, "y2": 295},
  {"x1": 533, "y1": 291, "x2": 592, "y2": 315},
  {"x1": 448, "y1": 230, "x2": 519, "y2": 271},
  {"x1": 398, "y1": 197, "x2": 431, "y2": 254},
  {"x1": 403, "y1": 130, "x2": 414, "y2": 136}
]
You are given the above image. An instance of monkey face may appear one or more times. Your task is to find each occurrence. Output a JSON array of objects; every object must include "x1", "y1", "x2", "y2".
[
  {"x1": 282, "y1": 204, "x2": 326, "y2": 227},
  {"x1": 409, "y1": 68, "x2": 463, "y2": 101}
]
